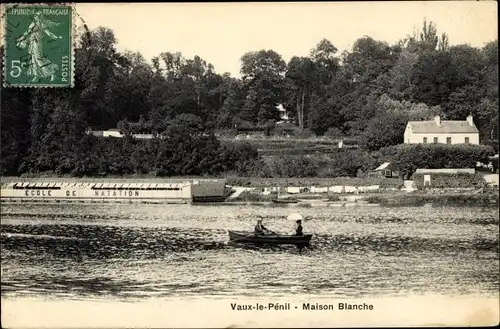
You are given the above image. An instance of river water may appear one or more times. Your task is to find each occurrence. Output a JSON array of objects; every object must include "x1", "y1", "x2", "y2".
[{"x1": 1, "y1": 203, "x2": 498, "y2": 301}]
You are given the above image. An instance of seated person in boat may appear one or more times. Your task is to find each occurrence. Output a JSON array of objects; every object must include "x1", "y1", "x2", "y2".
[
  {"x1": 255, "y1": 219, "x2": 271, "y2": 235},
  {"x1": 295, "y1": 220, "x2": 304, "y2": 236}
]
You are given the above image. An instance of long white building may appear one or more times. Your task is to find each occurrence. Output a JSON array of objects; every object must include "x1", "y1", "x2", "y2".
[{"x1": 0, "y1": 179, "x2": 227, "y2": 203}]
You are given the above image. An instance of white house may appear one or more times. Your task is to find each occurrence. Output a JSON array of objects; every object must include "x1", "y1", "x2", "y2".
[
  {"x1": 102, "y1": 129, "x2": 124, "y2": 138},
  {"x1": 404, "y1": 115, "x2": 479, "y2": 145},
  {"x1": 276, "y1": 104, "x2": 289, "y2": 122},
  {"x1": 86, "y1": 128, "x2": 156, "y2": 140}
]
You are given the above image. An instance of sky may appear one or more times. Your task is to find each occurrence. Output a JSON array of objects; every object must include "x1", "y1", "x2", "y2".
[{"x1": 74, "y1": 2, "x2": 497, "y2": 77}]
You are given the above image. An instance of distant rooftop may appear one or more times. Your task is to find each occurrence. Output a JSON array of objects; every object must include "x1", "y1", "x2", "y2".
[
  {"x1": 407, "y1": 116, "x2": 479, "y2": 134},
  {"x1": 375, "y1": 162, "x2": 391, "y2": 171}
]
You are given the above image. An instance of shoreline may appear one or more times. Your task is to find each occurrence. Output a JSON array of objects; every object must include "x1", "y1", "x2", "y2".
[
  {"x1": 1, "y1": 175, "x2": 498, "y2": 208},
  {"x1": 226, "y1": 190, "x2": 499, "y2": 208},
  {"x1": 1, "y1": 195, "x2": 498, "y2": 208}
]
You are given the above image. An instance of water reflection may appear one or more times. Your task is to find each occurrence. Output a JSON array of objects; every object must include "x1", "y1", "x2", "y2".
[{"x1": 1, "y1": 203, "x2": 498, "y2": 299}]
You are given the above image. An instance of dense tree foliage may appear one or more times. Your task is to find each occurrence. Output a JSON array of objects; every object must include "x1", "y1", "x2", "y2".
[
  {"x1": 378, "y1": 144, "x2": 495, "y2": 178},
  {"x1": 1, "y1": 20, "x2": 498, "y2": 177}
]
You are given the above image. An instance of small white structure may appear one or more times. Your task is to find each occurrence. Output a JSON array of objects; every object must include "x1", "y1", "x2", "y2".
[
  {"x1": 262, "y1": 187, "x2": 272, "y2": 195},
  {"x1": 86, "y1": 129, "x2": 156, "y2": 139},
  {"x1": 483, "y1": 174, "x2": 499, "y2": 187},
  {"x1": 287, "y1": 186, "x2": 306, "y2": 194},
  {"x1": 423, "y1": 175, "x2": 431, "y2": 186},
  {"x1": 133, "y1": 134, "x2": 154, "y2": 139},
  {"x1": 102, "y1": 129, "x2": 124, "y2": 138},
  {"x1": 228, "y1": 187, "x2": 255, "y2": 199},
  {"x1": 328, "y1": 185, "x2": 359, "y2": 194},
  {"x1": 415, "y1": 168, "x2": 476, "y2": 174},
  {"x1": 276, "y1": 104, "x2": 289, "y2": 122},
  {"x1": 311, "y1": 186, "x2": 329, "y2": 193},
  {"x1": 401, "y1": 180, "x2": 417, "y2": 192},
  {"x1": 329, "y1": 186, "x2": 344, "y2": 194},
  {"x1": 344, "y1": 186, "x2": 359, "y2": 194},
  {"x1": 374, "y1": 162, "x2": 398, "y2": 178},
  {"x1": 358, "y1": 185, "x2": 380, "y2": 193},
  {"x1": 404, "y1": 115, "x2": 479, "y2": 145}
]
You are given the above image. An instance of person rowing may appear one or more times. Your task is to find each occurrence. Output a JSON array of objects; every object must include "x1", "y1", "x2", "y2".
[
  {"x1": 254, "y1": 219, "x2": 273, "y2": 236},
  {"x1": 295, "y1": 219, "x2": 304, "y2": 236}
]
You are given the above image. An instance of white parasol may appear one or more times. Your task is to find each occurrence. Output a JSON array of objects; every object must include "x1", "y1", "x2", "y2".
[{"x1": 287, "y1": 213, "x2": 304, "y2": 221}]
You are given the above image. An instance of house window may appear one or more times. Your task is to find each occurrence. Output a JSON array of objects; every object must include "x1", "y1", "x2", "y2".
[
  {"x1": 433, "y1": 137, "x2": 438, "y2": 144},
  {"x1": 465, "y1": 137, "x2": 470, "y2": 144},
  {"x1": 446, "y1": 137, "x2": 451, "y2": 144},
  {"x1": 423, "y1": 137, "x2": 427, "y2": 144}
]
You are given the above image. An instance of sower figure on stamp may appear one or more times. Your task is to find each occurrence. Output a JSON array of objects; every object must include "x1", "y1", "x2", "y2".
[{"x1": 15, "y1": 11, "x2": 62, "y2": 82}]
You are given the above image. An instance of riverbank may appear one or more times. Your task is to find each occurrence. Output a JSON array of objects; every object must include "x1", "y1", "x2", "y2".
[
  {"x1": 2, "y1": 175, "x2": 498, "y2": 207},
  {"x1": 227, "y1": 189, "x2": 499, "y2": 208}
]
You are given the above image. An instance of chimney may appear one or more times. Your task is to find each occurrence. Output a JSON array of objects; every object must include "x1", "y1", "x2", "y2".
[
  {"x1": 434, "y1": 115, "x2": 441, "y2": 126},
  {"x1": 466, "y1": 115, "x2": 474, "y2": 126}
]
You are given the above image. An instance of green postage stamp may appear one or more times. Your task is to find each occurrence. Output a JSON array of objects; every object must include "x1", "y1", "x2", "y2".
[{"x1": 2, "y1": 3, "x2": 74, "y2": 88}]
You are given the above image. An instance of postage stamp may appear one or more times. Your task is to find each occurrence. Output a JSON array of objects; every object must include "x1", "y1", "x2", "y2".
[{"x1": 2, "y1": 3, "x2": 74, "y2": 88}]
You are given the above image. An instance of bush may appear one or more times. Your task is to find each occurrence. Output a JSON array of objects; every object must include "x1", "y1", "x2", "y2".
[
  {"x1": 18, "y1": 130, "x2": 262, "y2": 178},
  {"x1": 216, "y1": 129, "x2": 238, "y2": 138},
  {"x1": 365, "y1": 195, "x2": 384, "y2": 204},
  {"x1": 316, "y1": 149, "x2": 376, "y2": 177},
  {"x1": 260, "y1": 150, "x2": 377, "y2": 178},
  {"x1": 218, "y1": 176, "x2": 404, "y2": 188},
  {"x1": 295, "y1": 128, "x2": 316, "y2": 139},
  {"x1": 379, "y1": 144, "x2": 495, "y2": 177},
  {"x1": 327, "y1": 194, "x2": 341, "y2": 201},
  {"x1": 323, "y1": 127, "x2": 344, "y2": 140},
  {"x1": 411, "y1": 172, "x2": 488, "y2": 189},
  {"x1": 266, "y1": 155, "x2": 320, "y2": 177},
  {"x1": 297, "y1": 203, "x2": 312, "y2": 208},
  {"x1": 365, "y1": 193, "x2": 498, "y2": 207}
]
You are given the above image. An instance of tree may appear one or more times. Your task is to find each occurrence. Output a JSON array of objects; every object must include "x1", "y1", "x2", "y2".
[
  {"x1": 107, "y1": 51, "x2": 153, "y2": 122},
  {"x1": 285, "y1": 56, "x2": 318, "y2": 128},
  {"x1": 342, "y1": 37, "x2": 396, "y2": 84},
  {"x1": 0, "y1": 47, "x2": 32, "y2": 175},
  {"x1": 240, "y1": 50, "x2": 287, "y2": 124},
  {"x1": 217, "y1": 78, "x2": 246, "y2": 129},
  {"x1": 412, "y1": 51, "x2": 458, "y2": 106},
  {"x1": 404, "y1": 19, "x2": 449, "y2": 53},
  {"x1": 310, "y1": 38, "x2": 340, "y2": 85},
  {"x1": 86, "y1": 27, "x2": 130, "y2": 129},
  {"x1": 360, "y1": 94, "x2": 440, "y2": 151},
  {"x1": 389, "y1": 49, "x2": 419, "y2": 100}
]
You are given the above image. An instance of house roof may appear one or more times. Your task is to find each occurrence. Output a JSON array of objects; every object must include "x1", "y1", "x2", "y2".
[
  {"x1": 375, "y1": 162, "x2": 391, "y2": 171},
  {"x1": 407, "y1": 120, "x2": 478, "y2": 134}
]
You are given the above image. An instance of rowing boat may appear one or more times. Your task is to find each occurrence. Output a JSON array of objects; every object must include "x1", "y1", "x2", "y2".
[{"x1": 227, "y1": 230, "x2": 312, "y2": 245}]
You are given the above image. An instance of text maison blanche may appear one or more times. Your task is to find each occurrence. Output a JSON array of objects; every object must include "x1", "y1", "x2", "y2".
[
  {"x1": 303, "y1": 303, "x2": 374, "y2": 311},
  {"x1": 230, "y1": 303, "x2": 374, "y2": 311}
]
